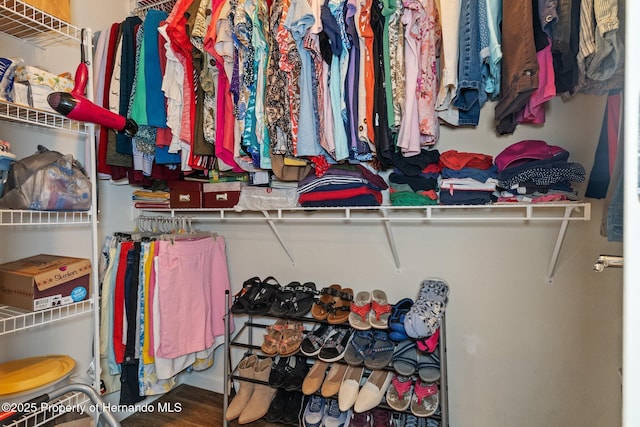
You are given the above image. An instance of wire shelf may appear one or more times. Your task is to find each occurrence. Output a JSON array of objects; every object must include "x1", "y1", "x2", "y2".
[
  {"x1": 0, "y1": 0, "x2": 81, "y2": 47},
  {"x1": 0, "y1": 209, "x2": 92, "y2": 225},
  {"x1": 3, "y1": 391, "x2": 90, "y2": 427},
  {"x1": 0, "y1": 100, "x2": 87, "y2": 134},
  {"x1": 132, "y1": 0, "x2": 176, "y2": 17},
  {"x1": 0, "y1": 299, "x2": 93, "y2": 336}
]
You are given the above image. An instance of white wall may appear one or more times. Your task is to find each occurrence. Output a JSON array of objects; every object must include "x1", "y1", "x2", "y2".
[{"x1": 1, "y1": 1, "x2": 625, "y2": 426}]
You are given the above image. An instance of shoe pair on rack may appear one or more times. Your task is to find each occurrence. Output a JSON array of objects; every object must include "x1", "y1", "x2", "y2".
[
  {"x1": 312, "y1": 284, "x2": 354, "y2": 324},
  {"x1": 303, "y1": 396, "x2": 351, "y2": 427},
  {"x1": 261, "y1": 318, "x2": 305, "y2": 357},
  {"x1": 338, "y1": 368, "x2": 393, "y2": 413},
  {"x1": 225, "y1": 354, "x2": 276, "y2": 424},
  {"x1": 347, "y1": 408, "x2": 394, "y2": 427},
  {"x1": 269, "y1": 281, "x2": 318, "y2": 318},
  {"x1": 269, "y1": 355, "x2": 310, "y2": 391},
  {"x1": 385, "y1": 374, "x2": 439, "y2": 417},
  {"x1": 343, "y1": 330, "x2": 395, "y2": 370},
  {"x1": 392, "y1": 340, "x2": 440, "y2": 382},
  {"x1": 301, "y1": 360, "x2": 348, "y2": 397},
  {"x1": 230, "y1": 276, "x2": 281, "y2": 315},
  {"x1": 266, "y1": 389, "x2": 305, "y2": 424},
  {"x1": 301, "y1": 324, "x2": 354, "y2": 362},
  {"x1": 349, "y1": 290, "x2": 392, "y2": 330}
]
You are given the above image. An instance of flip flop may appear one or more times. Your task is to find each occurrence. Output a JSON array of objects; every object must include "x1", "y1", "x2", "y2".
[
  {"x1": 349, "y1": 291, "x2": 372, "y2": 330},
  {"x1": 363, "y1": 330, "x2": 395, "y2": 370},
  {"x1": 369, "y1": 290, "x2": 391, "y2": 329},
  {"x1": 410, "y1": 380, "x2": 439, "y2": 418},
  {"x1": 392, "y1": 339, "x2": 418, "y2": 376},
  {"x1": 385, "y1": 375, "x2": 413, "y2": 411}
]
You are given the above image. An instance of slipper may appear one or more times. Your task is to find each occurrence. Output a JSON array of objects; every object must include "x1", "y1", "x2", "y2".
[
  {"x1": 363, "y1": 330, "x2": 395, "y2": 370},
  {"x1": 417, "y1": 346, "x2": 440, "y2": 383},
  {"x1": 268, "y1": 281, "x2": 301, "y2": 317},
  {"x1": 392, "y1": 339, "x2": 418, "y2": 376},
  {"x1": 388, "y1": 298, "x2": 413, "y2": 341},
  {"x1": 410, "y1": 380, "x2": 439, "y2": 418},
  {"x1": 287, "y1": 281, "x2": 318, "y2": 318},
  {"x1": 385, "y1": 375, "x2": 413, "y2": 411},
  {"x1": 369, "y1": 290, "x2": 392, "y2": 329},
  {"x1": 312, "y1": 284, "x2": 341, "y2": 320},
  {"x1": 349, "y1": 291, "x2": 372, "y2": 330},
  {"x1": 405, "y1": 278, "x2": 449, "y2": 339},
  {"x1": 327, "y1": 287, "x2": 354, "y2": 324},
  {"x1": 338, "y1": 365, "x2": 364, "y2": 412},
  {"x1": 343, "y1": 330, "x2": 373, "y2": 366}
]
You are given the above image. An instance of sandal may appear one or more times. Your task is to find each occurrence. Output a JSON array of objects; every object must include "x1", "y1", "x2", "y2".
[
  {"x1": 417, "y1": 346, "x2": 440, "y2": 383},
  {"x1": 410, "y1": 380, "x2": 439, "y2": 418},
  {"x1": 369, "y1": 289, "x2": 391, "y2": 329},
  {"x1": 343, "y1": 329, "x2": 373, "y2": 366},
  {"x1": 363, "y1": 330, "x2": 394, "y2": 370},
  {"x1": 261, "y1": 319, "x2": 288, "y2": 356},
  {"x1": 318, "y1": 326, "x2": 353, "y2": 362},
  {"x1": 327, "y1": 287, "x2": 354, "y2": 324},
  {"x1": 230, "y1": 276, "x2": 262, "y2": 314},
  {"x1": 349, "y1": 291, "x2": 372, "y2": 330},
  {"x1": 287, "y1": 282, "x2": 318, "y2": 318},
  {"x1": 268, "y1": 281, "x2": 301, "y2": 317},
  {"x1": 247, "y1": 276, "x2": 281, "y2": 315},
  {"x1": 392, "y1": 339, "x2": 418, "y2": 376},
  {"x1": 385, "y1": 375, "x2": 413, "y2": 411},
  {"x1": 311, "y1": 284, "x2": 341, "y2": 320},
  {"x1": 279, "y1": 321, "x2": 304, "y2": 357},
  {"x1": 300, "y1": 324, "x2": 335, "y2": 356}
]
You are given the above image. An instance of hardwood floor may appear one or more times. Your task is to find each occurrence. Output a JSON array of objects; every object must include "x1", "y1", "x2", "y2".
[{"x1": 119, "y1": 384, "x2": 286, "y2": 427}]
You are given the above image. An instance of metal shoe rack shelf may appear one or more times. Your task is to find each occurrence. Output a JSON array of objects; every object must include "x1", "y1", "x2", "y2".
[{"x1": 222, "y1": 290, "x2": 449, "y2": 426}]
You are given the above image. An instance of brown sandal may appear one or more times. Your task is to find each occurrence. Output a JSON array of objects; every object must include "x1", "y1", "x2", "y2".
[
  {"x1": 279, "y1": 328, "x2": 304, "y2": 356},
  {"x1": 261, "y1": 319, "x2": 287, "y2": 355},
  {"x1": 327, "y1": 287, "x2": 354, "y2": 324},
  {"x1": 311, "y1": 284, "x2": 341, "y2": 320}
]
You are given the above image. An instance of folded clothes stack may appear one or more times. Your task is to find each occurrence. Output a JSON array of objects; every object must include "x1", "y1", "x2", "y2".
[
  {"x1": 494, "y1": 140, "x2": 585, "y2": 203},
  {"x1": 297, "y1": 164, "x2": 389, "y2": 207},
  {"x1": 437, "y1": 150, "x2": 497, "y2": 205}
]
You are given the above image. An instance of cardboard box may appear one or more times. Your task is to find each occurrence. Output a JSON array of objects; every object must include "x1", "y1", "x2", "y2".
[
  {"x1": 0, "y1": 254, "x2": 91, "y2": 311},
  {"x1": 169, "y1": 181, "x2": 202, "y2": 208},
  {"x1": 202, "y1": 182, "x2": 244, "y2": 208},
  {"x1": 22, "y1": 0, "x2": 71, "y2": 23}
]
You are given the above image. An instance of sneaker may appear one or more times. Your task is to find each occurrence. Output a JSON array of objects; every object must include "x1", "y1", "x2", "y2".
[
  {"x1": 303, "y1": 395, "x2": 325, "y2": 427},
  {"x1": 323, "y1": 398, "x2": 350, "y2": 427}
]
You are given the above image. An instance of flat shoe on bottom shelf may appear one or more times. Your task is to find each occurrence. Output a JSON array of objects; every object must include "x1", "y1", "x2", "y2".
[{"x1": 302, "y1": 359, "x2": 329, "y2": 395}]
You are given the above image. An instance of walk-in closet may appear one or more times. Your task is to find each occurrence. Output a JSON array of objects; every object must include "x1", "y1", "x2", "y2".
[{"x1": 0, "y1": 0, "x2": 633, "y2": 426}]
